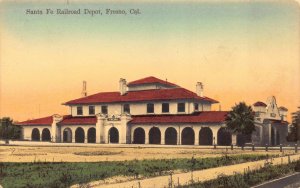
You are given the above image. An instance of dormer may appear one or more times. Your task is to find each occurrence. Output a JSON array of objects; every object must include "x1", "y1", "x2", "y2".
[{"x1": 127, "y1": 76, "x2": 179, "y2": 91}]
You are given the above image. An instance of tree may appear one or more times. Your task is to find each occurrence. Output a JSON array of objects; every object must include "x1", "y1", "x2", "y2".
[
  {"x1": 287, "y1": 107, "x2": 300, "y2": 142},
  {"x1": 0, "y1": 117, "x2": 21, "y2": 141},
  {"x1": 225, "y1": 102, "x2": 255, "y2": 137}
]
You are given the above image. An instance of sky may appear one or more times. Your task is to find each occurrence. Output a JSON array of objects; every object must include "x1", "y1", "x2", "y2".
[{"x1": 0, "y1": 0, "x2": 299, "y2": 121}]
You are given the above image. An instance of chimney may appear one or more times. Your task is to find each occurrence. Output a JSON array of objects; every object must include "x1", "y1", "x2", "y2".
[
  {"x1": 196, "y1": 82, "x2": 204, "y2": 97},
  {"x1": 119, "y1": 78, "x2": 127, "y2": 95},
  {"x1": 81, "y1": 81, "x2": 87, "y2": 97}
]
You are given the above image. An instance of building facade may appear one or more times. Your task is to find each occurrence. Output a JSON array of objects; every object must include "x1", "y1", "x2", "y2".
[
  {"x1": 251, "y1": 96, "x2": 289, "y2": 146},
  {"x1": 16, "y1": 76, "x2": 289, "y2": 146}
]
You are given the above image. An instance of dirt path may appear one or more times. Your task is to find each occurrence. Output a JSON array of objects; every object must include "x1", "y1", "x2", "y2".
[
  {"x1": 81, "y1": 154, "x2": 300, "y2": 188},
  {"x1": 1, "y1": 143, "x2": 288, "y2": 162}
]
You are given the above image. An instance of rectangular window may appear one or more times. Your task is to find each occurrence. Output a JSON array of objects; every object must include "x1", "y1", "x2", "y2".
[
  {"x1": 77, "y1": 106, "x2": 83, "y2": 115},
  {"x1": 162, "y1": 103, "x2": 169, "y2": 113},
  {"x1": 123, "y1": 104, "x2": 130, "y2": 114},
  {"x1": 89, "y1": 106, "x2": 95, "y2": 115},
  {"x1": 147, "y1": 103, "x2": 154, "y2": 113},
  {"x1": 101, "y1": 105, "x2": 108, "y2": 114},
  {"x1": 177, "y1": 103, "x2": 185, "y2": 112},
  {"x1": 194, "y1": 103, "x2": 199, "y2": 111}
]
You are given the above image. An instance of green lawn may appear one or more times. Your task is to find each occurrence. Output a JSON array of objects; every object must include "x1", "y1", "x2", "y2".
[{"x1": 0, "y1": 154, "x2": 275, "y2": 188}]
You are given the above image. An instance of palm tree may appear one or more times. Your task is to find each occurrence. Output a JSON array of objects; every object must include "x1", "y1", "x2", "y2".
[{"x1": 225, "y1": 102, "x2": 255, "y2": 145}]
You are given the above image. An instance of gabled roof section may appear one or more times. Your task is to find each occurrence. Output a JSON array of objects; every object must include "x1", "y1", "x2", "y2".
[
  {"x1": 253, "y1": 101, "x2": 267, "y2": 107},
  {"x1": 127, "y1": 76, "x2": 178, "y2": 87},
  {"x1": 130, "y1": 111, "x2": 228, "y2": 124},
  {"x1": 64, "y1": 87, "x2": 219, "y2": 105},
  {"x1": 16, "y1": 116, "x2": 53, "y2": 126}
]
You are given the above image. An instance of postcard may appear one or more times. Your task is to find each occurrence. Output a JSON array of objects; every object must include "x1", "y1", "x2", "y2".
[{"x1": 0, "y1": 1, "x2": 300, "y2": 187}]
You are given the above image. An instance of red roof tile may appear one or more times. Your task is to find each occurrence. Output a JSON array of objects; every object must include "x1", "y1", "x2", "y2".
[
  {"x1": 16, "y1": 116, "x2": 53, "y2": 126},
  {"x1": 253, "y1": 101, "x2": 267, "y2": 107},
  {"x1": 64, "y1": 88, "x2": 218, "y2": 105},
  {"x1": 128, "y1": 76, "x2": 178, "y2": 87},
  {"x1": 130, "y1": 111, "x2": 228, "y2": 124},
  {"x1": 59, "y1": 115, "x2": 97, "y2": 125},
  {"x1": 16, "y1": 111, "x2": 227, "y2": 126}
]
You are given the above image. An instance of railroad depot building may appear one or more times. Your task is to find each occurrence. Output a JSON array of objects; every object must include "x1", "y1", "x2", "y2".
[{"x1": 16, "y1": 76, "x2": 289, "y2": 146}]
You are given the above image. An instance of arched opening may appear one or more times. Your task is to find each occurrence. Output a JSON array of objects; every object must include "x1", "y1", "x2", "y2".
[
  {"x1": 109, "y1": 127, "x2": 119, "y2": 143},
  {"x1": 217, "y1": 128, "x2": 232, "y2": 146},
  {"x1": 41, "y1": 128, "x2": 51, "y2": 141},
  {"x1": 149, "y1": 127, "x2": 161, "y2": 144},
  {"x1": 165, "y1": 127, "x2": 177, "y2": 145},
  {"x1": 63, "y1": 128, "x2": 72, "y2": 143},
  {"x1": 271, "y1": 127, "x2": 275, "y2": 146},
  {"x1": 199, "y1": 127, "x2": 213, "y2": 145},
  {"x1": 75, "y1": 127, "x2": 85, "y2": 143},
  {"x1": 31, "y1": 128, "x2": 40, "y2": 141},
  {"x1": 87, "y1": 128, "x2": 96, "y2": 143},
  {"x1": 181, "y1": 127, "x2": 195, "y2": 145},
  {"x1": 133, "y1": 127, "x2": 145, "y2": 144}
]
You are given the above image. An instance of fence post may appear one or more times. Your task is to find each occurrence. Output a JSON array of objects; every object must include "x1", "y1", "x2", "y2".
[
  {"x1": 252, "y1": 144, "x2": 255, "y2": 151},
  {"x1": 295, "y1": 144, "x2": 298, "y2": 153},
  {"x1": 280, "y1": 144, "x2": 282, "y2": 152},
  {"x1": 231, "y1": 144, "x2": 233, "y2": 150},
  {"x1": 265, "y1": 144, "x2": 268, "y2": 152}
]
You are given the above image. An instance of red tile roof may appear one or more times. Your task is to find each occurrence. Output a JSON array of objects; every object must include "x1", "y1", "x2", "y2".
[
  {"x1": 253, "y1": 101, "x2": 267, "y2": 107},
  {"x1": 16, "y1": 116, "x2": 53, "y2": 126},
  {"x1": 59, "y1": 115, "x2": 97, "y2": 125},
  {"x1": 16, "y1": 112, "x2": 227, "y2": 126},
  {"x1": 64, "y1": 88, "x2": 219, "y2": 105},
  {"x1": 130, "y1": 111, "x2": 228, "y2": 124},
  {"x1": 128, "y1": 76, "x2": 178, "y2": 87}
]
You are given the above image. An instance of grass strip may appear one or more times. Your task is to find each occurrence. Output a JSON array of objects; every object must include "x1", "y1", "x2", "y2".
[{"x1": 0, "y1": 154, "x2": 275, "y2": 188}]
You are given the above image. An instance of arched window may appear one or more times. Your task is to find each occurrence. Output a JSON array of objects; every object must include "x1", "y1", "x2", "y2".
[
  {"x1": 63, "y1": 128, "x2": 72, "y2": 143},
  {"x1": 217, "y1": 128, "x2": 232, "y2": 146},
  {"x1": 165, "y1": 127, "x2": 177, "y2": 145},
  {"x1": 109, "y1": 127, "x2": 119, "y2": 143},
  {"x1": 149, "y1": 127, "x2": 161, "y2": 144},
  {"x1": 41, "y1": 128, "x2": 51, "y2": 141},
  {"x1": 31, "y1": 128, "x2": 40, "y2": 141},
  {"x1": 199, "y1": 127, "x2": 213, "y2": 145},
  {"x1": 87, "y1": 128, "x2": 96, "y2": 143},
  {"x1": 181, "y1": 127, "x2": 194, "y2": 145},
  {"x1": 133, "y1": 127, "x2": 145, "y2": 144},
  {"x1": 75, "y1": 127, "x2": 85, "y2": 143}
]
